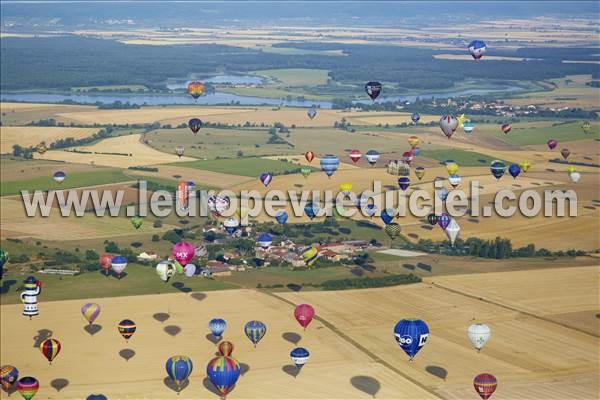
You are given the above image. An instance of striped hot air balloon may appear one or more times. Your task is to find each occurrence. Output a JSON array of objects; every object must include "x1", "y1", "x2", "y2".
[
  {"x1": 166, "y1": 355, "x2": 193, "y2": 393},
  {"x1": 490, "y1": 160, "x2": 506, "y2": 180},
  {"x1": 244, "y1": 320, "x2": 267, "y2": 348},
  {"x1": 304, "y1": 151, "x2": 315, "y2": 163},
  {"x1": 206, "y1": 356, "x2": 241, "y2": 396},
  {"x1": 118, "y1": 319, "x2": 136, "y2": 342},
  {"x1": 218, "y1": 341, "x2": 234, "y2": 356},
  {"x1": 16, "y1": 377, "x2": 38, "y2": 400},
  {"x1": 349, "y1": 149, "x2": 362, "y2": 164},
  {"x1": 474, "y1": 373, "x2": 497, "y2": 400},
  {"x1": 320, "y1": 155, "x2": 340, "y2": 178},
  {"x1": 52, "y1": 171, "x2": 66, "y2": 184},
  {"x1": 290, "y1": 347, "x2": 310, "y2": 369},
  {"x1": 81, "y1": 303, "x2": 101, "y2": 325},
  {"x1": 209, "y1": 318, "x2": 227, "y2": 339},
  {"x1": 40, "y1": 338, "x2": 61, "y2": 364},
  {"x1": 187, "y1": 81, "x2": 205, "y2": 99},
  {"x1": 302, "y1": 247, "x2": 319, "y2": 267}
]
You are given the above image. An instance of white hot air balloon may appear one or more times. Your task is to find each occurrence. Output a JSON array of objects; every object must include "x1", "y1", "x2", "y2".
[
  {"x1": 467, "y1": 323, "x2": 491, "y2": 352},
  {"x1": 156, "y1": 260, "x2": 176, "y2": 282},
  {"x1": 569, "y1": 171, "x2": 581, "y2": 183},
  {"x1": 445, "y1": 219, "x2": 460, "y2": 246},
  {"x1": 183, "y1": 264, "x2": 196, "y2": 277}
]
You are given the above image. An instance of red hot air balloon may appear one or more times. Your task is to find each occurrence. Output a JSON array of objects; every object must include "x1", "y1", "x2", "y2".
[
  {"x1": 99, "y1": 253, "x2": 112, "y2": 276},
  {"x1": 294, "y1": 304, "x2": 315, "y2": 330},
  {"x1": 349, "y1": 150, "x2": 362, "y2": 164},
  {"x1": 500, "y1": 123, "x2": 511, "y2": 134},
  {"x1": 218, "y1": 341, "x2": 234, "y2": 356},
  {"x1": 305, "y1": 151, "x2": 315, "y2": 163},
  {"x1": 474, "y1": 373, "x2": 497, "y2": 400},
  {"x1": 402, "y1": 151, "x2": 413, "y2": 165}
]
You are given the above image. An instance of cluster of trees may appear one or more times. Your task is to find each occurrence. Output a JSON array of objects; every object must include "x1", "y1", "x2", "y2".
[
  {"x1": 50, "y1": 126, "x2": 113, "y2": 150},
  {"x1": 320, "y1": 273, "x2": 421, "y2": 290},
  {"x1": 11, "y1": 144, "x2": 36, "y2": 159},
  {"x1": 128, "y1": 166, "x2": 159, "y2": 172},
  {"x1": 97, "y1": 101, "x2": 141, "y2": 110}
]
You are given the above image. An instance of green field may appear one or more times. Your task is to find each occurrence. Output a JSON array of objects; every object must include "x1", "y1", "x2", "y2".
[
  {"x1": 173, "y1": 157, "x2": 303, "y2": 177},
  {"x1": 1, "y1": 169, "x2": 131, "y2": 196},
  {"x1": 256, "y1": 46, "x2": 345, "y2": 57},
  {"x1": 71, "y1": 84, "x2": 149, "y2": 92},
  {"x1": 495, "y1": 121, "x2": 599, "y2": 146},
  {"x1": 218, "y1": 86, "x2": 328, "y2": 101},
  {"x1": 421, "y1": 149, "x2": 506, "y2": 166},
  {"x1": 250, "y1": 68, "x2": 330, "y2": 86},
  {"x1": 0, "y1": 264, "x2": 236, "y2": 304}
]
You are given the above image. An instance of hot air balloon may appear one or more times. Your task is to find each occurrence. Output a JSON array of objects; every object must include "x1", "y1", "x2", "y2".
[
  {"x1": 305, "y1": 151, "x2": 315, "y2": 163},
  {"x1": 439, "y1": 115, "x2": 458, "y2": 139},
  {"x1": 474, "y1": 373, "x2": 497, "y2": 400},
  {"x1": 172, "y1": 242, "x2": 195, "y2": 265},
  {"x1": 393, "y1": 319, "x2": 429, "y2": 361},
  {"x1": 463, "y1": 120, "x2": 475, "y2": 134},
  {"x1": 206, "y1": 356, "x2": 240, "y2": 397},
  {"x1": 0, "y1": 365, "x2": 19, "y2": 393},
  {"x1": 402, "y1": 151, "x2": 414, "y2": 165},
  {"x1": 427, "y1": 214, "x2": 438, "y2": 226},
  {"x1": 236, "y1": 205, "x2": 248, "y2": 221},
  {"x1": 581, "y1": 120, "x2": 591, "y2": 134},
  {"x1": 500, "y1": 123, "x2": 511, "y2": 134},
  {"x1": 380, "y1": 208, "x2": 396, "y2": 225},
  {"x1": 118, "y1": 319, "x2": 136, "y2": 342},
  {"x1": 385, "y1": 222, "x2": 401, "y2": 239},
  {"x1": 301, "y1": 167, "x2": 311, "y2": 179},
  {"x1": 86, "y1": 395, "x2": 108, "y2": 400},
  {"x1": 412, "y1": 146, "x2": 421, "y2": 157},
  {"x1": 187, "y1": 81, "x2": 205, "y2": 99},
  {"x1": 36, "y1": 142, "x2": 47, "y2": 155},
  {"x1": 166, "y1": 355, "x2": 193, "y2": 394},
  {"x1": 320, "y1": 154, "x2": 340, "y2": 178},
  {"x1": 223, "y1": 218, "x2": 239, "y2": 235},
  {"x1": 52, "y1": 171, "x2": 66, "y2": 184},
  {"x1": 174, "y1": 145, "x2": 184, "y2": 158},
  {"x1": 567, "y1": 165, "x2": 576, "y2": 174},
  {"x1": 445, "y1": 219, "x2": 460, "y2": 246},
  {"x1": 547, "y1": 139, "x2": 557, "y2": 150},
  {"x1": 257, "y1": 233, "x2": 273, "y2": 249},
  {"x1": 130, "y1": 216, "x2": 143, "y2": 230},
  {"x1": 188, "y1": 118, "x2": 202, "y2": 134},
  {"x1": 244, "y1": 320, "x2": 266, "y2": 348},
  {"x1": 290, "y1": 347, "x2": 310, "y2": 369},
  {"x1": 304, "y1": 203, "x2": 319, "y2": 220},
  {"x1": 176, "y1": 180, "x2": 190, "y2": 211},
  {"x1": 490, "y1": 160, "x2": 506, "y2": 180},
  {"x1": 307, "y1": 108, "x2": 317, "y2": 120},
  {"x1": 560, "y1": 149, "x2": 570, "y2": 160},
  {"x1": 508, "y1": 164, "x2": 521, "y2": 179},
  {"x1": 438, "y1": 213, "x2": 450, "y2": 230},
  {"x1": 446, "y1": 162, "x2": 459, "y2": 175},
  {"x1": 81, "y1": 303, "x2": 100, "y2": 325},
  {"x1": 209, "y1": 318, "x2": 227, "y2": 339},
  {"x1": 173, "y1": 260, "x2": 184, "y2": 275},
  {"x1": 411, "y1": 113, "x2": 420, "y2": 123},
  {"x1": 415, "y1": 167, "x2": 426, "y2": 180},
  {"x1": 408, "y1": 136, "x2": 420, "y2": 148},
  {"x1": 349, "y1": 149, "x2": 362, "y2": 163},
  {"x1": 99, "y1": 253, "x2": 112, "y2": 276},
  {"x1": 468, "y1": 40, "x2": 487, "y2": 61},
  {"x1": 302, "y1": 247, "x2": 319, "y2": 267},
  {"x1": 436, "y1": 187, "x2": 449, "y2": 202},
  {"x1": 40, "y1": 338, "x2": 61, "y2": 364},
  {"x1": 156, "y1": 260, "x2": 176, "y2": 283},
  {"x1": 207, "y1": 195, "x2": 229, "y2": 218},
  {"x1": 183, "y1": 264, "x2": 196, "y2": 277},
  {"x1": 361, "y1": 203, "x2": 377, "y2": 218},
  {"x1": 398, "y1": 177, "x2": 410, "y2": 191},
  {"x1": 467, "y1": 323, "x2": 491, "y2": 352},
  {"x1": 340, "y1": 183, "x2": 353, "y2": 195},
  {"x1": 569, "y1": 171, "x2": 581, "y2": 183},
  {"x1": 0, "y1": 249, "x2": 7, "y2": 270},
  {"x1": 276, "y1": 210, "x2": 288, "y2": 225},
  {"x1": 366, "y1": 150, "x2": 380, "y2": 166},
  {"x1": 110, "y1": 256, "x2": 127, "y2": 279},
  {"x1": 365, "y1": 81, "x2": 382, "y2": 100},
  {"x1": 259, "y1": 172, "x2": 272, "y2": 187},
  {"x1": 519, "y1": 161, "x2": 531, "y2": 173},
  {"x1": 16, "y1": 377, "x2": 38, "y2": 400},
  {"x1": 448, "y1": 174, "x2": 461, "y2": 188},
  {"x1": 294, "y1": 304, "x2": 315, "y2": 330},
  {"x1": 218, "y1": 341, "x2": 234, "y2": 356}
]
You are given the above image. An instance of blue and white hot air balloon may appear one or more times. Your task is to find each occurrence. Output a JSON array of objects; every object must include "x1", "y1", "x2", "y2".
[
  {"x1": 320, "y1": 155, "x2": 340, "y2": 178},
  {"x1": 223, "y1": 218, "x2": 239, "y2": 235},
  {"x1": 304, "y1": 203, "x2": 320, "y2": 220},
  {"x1": 110, "y1": 255, "x2": 128, "y2": 278},
  {"x1": 411, "y1": 113, "x2": 420, "y2": 123},
  {"x1": 468, "y1": 40, "x2": 487, "y2": 61},
  {"x1": 257, "y1": 233, "x2": 273, "y2": 249},
  {"x1": 363, "y1": 203, "x2": 378, "y2": 218},
  {"x1": 275, "y1": 210, "x2": 288, "y2": 225},
  {"x1": 380, "y1": 208, "x2": 396, "y2": 225},
  {"x1": 398, "y1": 177, "x2": 410, "y2": 191},
  {"x1": 209, "y1": 318, "x2": 227, "y2": 339},
  {"x1": 490, "y1": 160, "x2": 506, "y2": 180},
  {"x1": 436, "y1": 187, "x2": 449, "y2": 202},
  {"x1": 365, "y1": 150, "x2": 380, "y2": 166},
  {"x1": 259, "y1": 172, "x2": 273, "y2": 187},
  {"x1": 290, "y1": 347, "x2": 310, "y2": 369},
  {"x1": 393, "y1": 319, "x2": 429, "y2": 361},
  {"x1": 53, "y1": 171, "x2": 66, "y2": 184}
]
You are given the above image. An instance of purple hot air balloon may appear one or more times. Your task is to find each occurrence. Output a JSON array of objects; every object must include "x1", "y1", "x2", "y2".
[
  {"x1": 398, "y1": 177, "x2": 410, "y2": 191},
  {"x1": 547, "y1": 139, "x2": 557, "y2": 150},
  {"x1": 438, "y1": 213, "x2": 451, "y2": 230},
  {"x1": 172, "y1": 242, "x2": 195, "y2": 265},
  {"x1": 259, "y1": 172, "x2": 273, "y2": 187}
]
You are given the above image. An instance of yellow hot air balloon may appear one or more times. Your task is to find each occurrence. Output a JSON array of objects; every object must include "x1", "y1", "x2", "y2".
[
  {"x1": 567, "y1": 165, "x2": 576, "y2": 174},
  {"x1": 340, "y1": 183, "x2": 353, "y2": 195},
  {"x1": 446, "y1": 162, "x2": 459, "y2": 175},
  {"x1": 302, "y1": 247, "x2": 318, "y2": 267},
  {"x1": 407, "y1": 136, "x2": 420, "y2": 148},
  {"x1": 519, "y1": 161, "x2": 531, "y2": 173},
  {"x1": 457, "y1": 114, "x2": 466, "y2": 128},
  {"x1": 235, "y1": 206, "x2": 249, "y2": 220},
  {"x1": 414, "y1": 167, "x2": 426, "y2": 180}
]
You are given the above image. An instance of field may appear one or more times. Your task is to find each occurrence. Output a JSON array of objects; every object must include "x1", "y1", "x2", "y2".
[
  {"x1": 174, "y1": 157, "x2": 308, "y2": 177},
  {"x1": 250, "y1": 68, "x2": 330, "y2": 86},
  {"x1": 0, "y1": 126, "x2": 100, "y2": 153}
]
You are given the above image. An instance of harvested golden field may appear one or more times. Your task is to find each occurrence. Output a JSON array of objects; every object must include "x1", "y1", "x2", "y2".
[
  {"x1": 0, "y1": 102, "x2": 95, "y2": 125},
  {"x1": 127, "y1": 165, "x2": 253, "y2": 189},
  {"x1": 0, "y1": 126, "x2": 100, "y2": 153},
  {"x1": 0, "y1": 290, "x2": 439, "y2": 399},
  {"x1": 35, "y1": 134, "x2": 195, "y2": 168},
  {"x1": 279, "y1": 266, "x2": 600, "y2": 400},
  {"x1": 0, "y1": 158, "x2": 102, "y2": 181}
]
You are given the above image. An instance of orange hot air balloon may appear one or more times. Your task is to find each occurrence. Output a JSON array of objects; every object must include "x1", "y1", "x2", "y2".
[
  {"x1": 177, "y1": 181, "x2": 189, "y2": 210},
  {"x1": 99, "y1": 253, "x2": 113, "y2": 276},
  {"x1": 187, "y1": 81, "x2": 205, "y2": 99},
  {"x1": 408, "y1": 136, "x2": 420, "y2": 148},
  {"x1": 305, "y1": 151, "x2": 315, "y2": 163}
]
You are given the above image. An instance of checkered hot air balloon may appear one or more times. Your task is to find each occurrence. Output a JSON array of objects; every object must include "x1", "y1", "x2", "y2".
[{"x1": 385, "y1": 222, "x2": 401, "y2": 240}]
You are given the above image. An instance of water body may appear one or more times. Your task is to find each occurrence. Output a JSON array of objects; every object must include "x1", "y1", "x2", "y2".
[{"x1": 1, "y1": 85, "x2": 524, "y2": 108}]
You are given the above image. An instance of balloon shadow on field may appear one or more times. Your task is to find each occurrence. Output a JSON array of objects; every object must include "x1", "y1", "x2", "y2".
[
  {"x1": 202, "y1": 377, "x2": 224, "y2": 397},
  {"x1": 153, "y1": 312, "x2": 170, "y2": 323},
  {"x1": 286, "y1": 283, "x2": 302, "y2": 292},
  {"x1": 119, "y1": 349, "x2": 135, "y2": 361},
  {"x1": 172, "y1": 282, "x2": 192, "y2": 293},
  {"x1": 190, "y1": 292, "x2": 207, "y2": 302},
  {"x1": 282, "y1": 332, "x2": 301, "y2": 346},
  {"x1": 164, "y1": 325, "x2": 181, "y2": 337},
  {"x1": 240, "y1": 362, "x2": 250, "y2": 377},
  {"x1": 51, "y1": 378, "x2": 69, "y2": 392},
  {"x1": 282, "y1": 365, "x2": 301, "y2": 379},
  {"x1": 33, "y1": 329, "x2": 53, "y2": 348},
  {"x1": 351, "y1": 376, "x2": 381, "y2": 398},
  {"x1": 164, "y1": 377, "x2": 189, "y2": 394},
  {"x1": 426, "y1": 365, "x2": 448, "y2": 381},
  {"x1": 84, "y1": 324, "x2": 102, "y2": 336},
  {"x1": 206, "y1": 333, "x2": 220, "y2": 345},
  {"x1": 0, "y1": 279, "x2": 16, "y2": 294}
]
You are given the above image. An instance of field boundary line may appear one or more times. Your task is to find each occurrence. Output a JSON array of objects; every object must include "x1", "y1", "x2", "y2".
[
  {"x1": 426, "y1": 282, "x2": 599, "y2": 338},
  {"x1": 262, "y1": 290, "x2": 445, "y2": 400}
]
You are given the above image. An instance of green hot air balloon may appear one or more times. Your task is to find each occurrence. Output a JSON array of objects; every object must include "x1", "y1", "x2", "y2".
[
  {"x1": 131, "y1": 217, "x2": 143, "y2": 230},
  {"x1": 301, "y1": 167, "x2": 311, "y2": 179},
  {"x1": 385, "y1": 222, "x2": 401, "y2": 239}
]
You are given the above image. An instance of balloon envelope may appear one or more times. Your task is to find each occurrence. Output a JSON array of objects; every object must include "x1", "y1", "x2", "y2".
[
  {"x1": 16, "y1": 377, "x2": 39, "y2": 400},
  {"x1": 257, "y1": 233, "x2": 273, "y2": 249},
  {"x1": 398, "y1": 177, "x2": 410, "y2": 191},
  {"x1": 380, "y1": 208, "x2": 396, "y2": 225},
  {"x1": 439, "y1": 115, "x2": 458, "y2": 138},
  {"x1": 349, "y1": 149, "x2": 362, "y2": 163},
  {"x1": 365, "y1": 81, "x2": 382, "y2": 100},
  {"x1": 0, "y1": 365, "x2": 19, "y2": 392},
  {"x1": 53, "y1": 171, "x2": 66, "y2": 184},
  {"x1": 365, "y1": 150, "x2": 380, "y2": 165},
  {"x1": 508, "y1": 164, "x2": 521, "y2": 179},
  {"x1": 547, "y1": 139, "x2": 558, "y2": 150},
  {"x1": 560, "y1": 149, "x2": 570, "y2": 159},
  {"x1": 411, "y1": 113, "x2": 420, "y2": 123},
  {"x1": 519, "y1": 161, "x2": 531, "y2": 173},
  {"x1": 118, "y1": 319, "x2": 136, "y2": 340},
  {"x1": 446, "y1": 162, "x2": 459, "y2": 175},
  {"x1": 394, "y1": 319, "x2": 429, "y2": 360},
  {"x1": 302, "y1": 247, "x2": 319, "y2": 267},
  {"x1": 438, "y1": 213, "x2": 451, "y2": 230},
  {"x1": 206, "y1": 356, "x2": 240, "y2": 396},
  {"x1": 110, "y1": 256, "x2": 127, "y2": 276},
  {"x1": 40, "y1": 338, "x2": 61, "y2": 363},
  {"x1": 304, "y1": 151, "x2": 315, "y2": 163},
  {"x1": 385, "y1": 222, "x2": 401, "y2": 239},
  {"x1": 501, "y1": 123, "x2": 511, "y2": 134},
  {"x1": 307, "y1": 108, "x2": 317, "y2": 120},
  {"x1": 172, "y1": 242, "x2": 195, "y2": 265},
  {"x1": 290, "y1": 347, "x2": 310, "y2": 369},
  {"x1": 275, "y1": 210, "x2": 288, "y2": 225},
  {"x1": 218, "y1": 341, "x2": 234, "y2": 356},
  {"x1": 81, "y1": 303, "x2": 101, "y2": 325},
  {"x1": 165, "y1": 355, "x2": 193, "y2": 392},
  {"x1": 207, "y1": 195, "x2": 229, "y2": 218},
  {"x1": 463, "y1": 121, "x2": 475, "y2": 133},
  {"x1": 467, "y1": 323, "x2": 491, "y2": 351},
  {"x1": 244, "y1": 320, "x2": 267, "y2": 347},
  {"x1": 294, "y1": 304, "x2": 315, "y2": 329},
  {"x1": 183, "y1": 264, "x2": 196, "y2": 277},
  {"x1": 468, "y1": 40, "x2": 487, "y2": 60},
  {"x1": 490, "y1": 160, "x2": 506, "y2": 180},
  {"x1": 188, "y1": 118, "x2": 202, "y2": 134},
  {"x1": 209, "y1": 318, "x2": 227, "y2": 338},
  {"x1": 415, "y1": 167, "x2": 425, "y2": 180},
  {"x1": 320, "y1": 155, "x2": 340, "y2": 178},
  {"x1": 427, "y1": 214, "x2": 438, "y2": 226},
  {"x1": 156, "y1": 260, "x2": 176, "y2": 283},
  {"x1": 569, "y1": 171, "x2": 581, "y2": 183},
  {"x1": 445, "y1": 219, "x2": 460, "y2": 246},
  {"x1": 474, "y1": 373, "x2": 497, "y2": 400},
  {"x1": 259, "y1": 172, "x2": 273, "y2": 187},
  {"x1": 187, "y1": 81, "x2": 205, "y2": 99}
]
